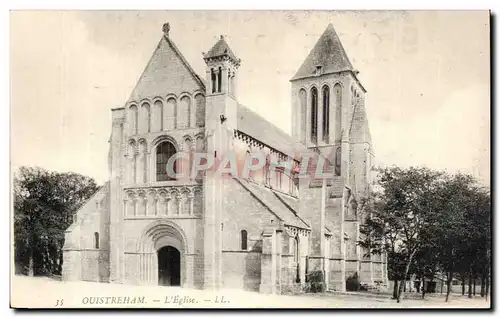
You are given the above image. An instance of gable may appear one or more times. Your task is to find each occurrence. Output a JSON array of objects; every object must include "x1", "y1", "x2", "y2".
[{"x1": 127, "y1": 35, "x2": 205, "y2": 103}]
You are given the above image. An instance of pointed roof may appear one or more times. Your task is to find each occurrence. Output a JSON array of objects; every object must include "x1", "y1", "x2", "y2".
[
  {"x1": 291, "y1": 24, "x2": 354, "y2": 81},
  {"x1": 204, "y1": 35, "x2": 240, "y2": 65},
  {"x1": 163, "y1": 34, "x2": 205, "y2": 87},
  {"x1": 237, "y1": 104, "x2": 307, "y2": 155},
  {"x1": 126, "y1": 26, "x2": 205, "y2": 102},
  {"x1": 235, "y1": 178, "x2": 310, "y2": 230}
]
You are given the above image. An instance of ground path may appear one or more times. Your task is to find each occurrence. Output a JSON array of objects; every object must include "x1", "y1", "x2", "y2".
[{"x1": 11, "y1": 275, "x2": 491, "y2": 309}]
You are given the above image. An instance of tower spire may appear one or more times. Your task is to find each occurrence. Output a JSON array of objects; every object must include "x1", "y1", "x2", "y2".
[
  {"x1": 203, "y1": 35, "x2": 241, "y2": 67},
  {"x1": 291, "y1": 23, "x2": 354, "y2": 81},
  {"x1": 204, "y1": 34, "x2": 241, "y2": 97}
]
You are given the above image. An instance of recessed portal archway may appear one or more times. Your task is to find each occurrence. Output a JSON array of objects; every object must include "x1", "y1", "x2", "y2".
[
  {"x1": 136, "y1": 220, "x2": 189, "y2": 287},
  {"x1": 158, "y1": 246, "x2": 181, "y2": 286}
]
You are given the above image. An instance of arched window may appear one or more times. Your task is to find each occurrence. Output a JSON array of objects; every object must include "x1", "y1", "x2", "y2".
[
  {"x1": 294, "y1": 236, "x2": 299, "y2": 262},
  {"x1": 276, "y1": 168, "x2": 283, "y2": 189},
  {"x1": 179, "y1": 96, "x2": 191, "y2": 129},
  {"x1": 156, "y1": 141, "x2": 177, "y2": 181},
  {"x1": 152, "y1": 100, "x2": 163, "y2": 132},
  {"x1": 127, "y1": 139, "x2": 137, "y2": 183},
  {"x1": 165, "y1": 97, "x2": 177, "y2": 130},
  {"x1": 310, "y1": 87, "x2": 318, "y2": 143},
  {"x1": 241, "y1": 230, "x2": 248, "y2": 250},
  {"x1": 211, "y1": 68, "x2": 216, "y2": 93},
  {"x1": 195, "y1": 94, "x2": 206, "y2": 128},
  {"x1": 129, "y1": 105, "x2": 138, "y2": 135},
  {"x1": 298, "y1": 89, "x2": 307, "y2": 144},
  {"x1": 334, "y1": 84, "x2": 342, "y2": 143},
  {"x1": 322, "y1": 85, "x2": 330, "y2": 143},
  {"x1": 294, "y1": 235, "x2": 300, "y2": 283},
  {"x1": 94, "y1": 232, "x2": 99, "y2": 249},
  {"x1": 335, "y1": 146, "x2": 342, "y2": 176},
  {"x1": 140, "y1": 102, "x2": 151, "y2": 134},
  {"x1": 217, "y1": 67, "x2": 222, "y2": 93}
]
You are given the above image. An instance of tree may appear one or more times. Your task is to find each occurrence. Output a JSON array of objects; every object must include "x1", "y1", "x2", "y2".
[
  {"x1": 431, "y1": 173, "x2": 491, "y2": 302},
  {"x1": 413, "y1": 244, "x2": 440, "y2": 299},
  {"x1": 14, "y1": 166, "x2": 99, "y2": 276},
  {"x1": 359, "y1": 166, "x2": 446, "y2": 303}
]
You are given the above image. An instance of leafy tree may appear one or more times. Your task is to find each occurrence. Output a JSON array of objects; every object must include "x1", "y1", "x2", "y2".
[
  {"x1": 359, "y1": 166, "x2": 446, "y2": 303},
  {"x1": 14, "y1": 166, "x2": 99, "y2": 276},
  {"x1": 431, "y1": 173, "x2": 491, "y2": 302},
  {"x1": 361, "y1": 167, "x2": 491, "y2": 303},
  {"x1": 413, "y1": 244, "x2": 440, "y2": 299}
]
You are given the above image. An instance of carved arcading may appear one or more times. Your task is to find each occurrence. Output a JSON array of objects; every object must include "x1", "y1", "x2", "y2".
[
  {"x1": 235, "y1": 130, "x2": 295, "y2": 163},
  {"x1": 123, "y1": 185, "x2": 202, "y2": 218},
  {"x1": 284, "y1": 225, "x2": 311, "y2": 238}
]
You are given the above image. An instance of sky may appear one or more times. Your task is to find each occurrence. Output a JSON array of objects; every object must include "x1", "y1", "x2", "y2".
[{"x1": 10, "y1": 10, "x2": 490, "y2": 185}]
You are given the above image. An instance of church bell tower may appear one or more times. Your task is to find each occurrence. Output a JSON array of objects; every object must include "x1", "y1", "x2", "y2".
[{"x1": 202, "y1": 35, "x2": 241, "y2": 289}]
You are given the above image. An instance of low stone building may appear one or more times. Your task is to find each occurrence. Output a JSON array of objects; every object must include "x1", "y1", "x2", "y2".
[{"x1": 62, "y1": 22, "x2": 388, "y2": 293}]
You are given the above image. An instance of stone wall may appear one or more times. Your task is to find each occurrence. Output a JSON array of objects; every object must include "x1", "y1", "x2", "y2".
[
  {"x1": 220, "y1": 178, "x2": 279, "y2": 290},
  {"x1": 62, "y1": 184, "x2": 110, "y2": 282}
]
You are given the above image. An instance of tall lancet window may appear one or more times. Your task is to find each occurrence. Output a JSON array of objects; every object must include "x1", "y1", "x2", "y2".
[
  {"x1": 94, "y1": 232, "x2": 99, "y2": 249},
  {"x1": 310, "y1": 87, "x2": 318, "y2": 143},
  {"x1": 211, "y1": 68, "x2": 216, "y2": 93},
  {"x1": 217, "y1": 67, "x2": 222, "y2": 93},
  {"x1": 322, "y1": 85, "x2": 330, "y2": 143},
  {"x1": 241, "y1": 230, "x2": 248, "y2": 250},
  {"x1": 334, "y1": 84, "x2": 342, "y2": 144},
  {"x1": 299, "y1": 89, "x2": 307, "y2": 144},
  {"x1": 156, "y1": 141, "x2": 177, "y2": 181}
]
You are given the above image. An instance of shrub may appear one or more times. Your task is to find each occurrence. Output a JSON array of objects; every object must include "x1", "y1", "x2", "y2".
[
  {"x1": 305, "y1": 270, "x2": 326, "y2": 293},
  {"x1": 346, "y1": 272, "x2": 361, "y2": 291}
]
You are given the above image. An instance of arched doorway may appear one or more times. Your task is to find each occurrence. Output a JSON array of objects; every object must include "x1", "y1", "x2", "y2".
[
  {"x1": 158, "y1": 246, "x2": 181, "y2": 286},
  {"x1": 137, "y1": 220, "x2": 189, "y2": 287}
]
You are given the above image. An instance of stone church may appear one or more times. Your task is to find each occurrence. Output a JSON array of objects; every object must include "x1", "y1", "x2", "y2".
[{"x1": 62, "y1": 22, "x2": 389, "y2": 293}]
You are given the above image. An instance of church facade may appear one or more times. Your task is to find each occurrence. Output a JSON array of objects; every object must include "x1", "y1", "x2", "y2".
[{"x1": 62, "y1": 23, "x2": 388, "y2": 293}]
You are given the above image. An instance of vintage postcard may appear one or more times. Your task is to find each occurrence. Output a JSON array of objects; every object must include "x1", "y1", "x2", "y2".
[{"x1": 10, "y1": 10, "x2": 491, "y2": 309}]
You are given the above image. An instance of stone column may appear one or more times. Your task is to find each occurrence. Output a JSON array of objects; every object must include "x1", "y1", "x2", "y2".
[
  {"x1": 299, "y1": 233, "x2": 307, "y2": 284},
  {"x1": 260, "y1": 228, "x2": 276, "y2": 294},
  {"x1": 320, "y1": 179, "x2": 327, "y2": 288},
  {"x1": 184, "y1": 254, "x2": 195, "y2": 288},
  {"x1": 275, "y1": 229, "x2": 283, "y2": 294},
  {"x1": 282, "y1": 236, "x2": 294, "y2": 287},
  {"x1": 354, "y1": 216, "x2": 362, "y2": 282},
  {"x1": 232, "y1": 69, "x2": 238, "y2": 99},
  {"x1": 109, "y1": 112, "x2": 124, "y2": 284},
  {"x1": 203, "y1": 124, "x2": 223, "y2": 290},
  {"x1": 148, "y1": 253, "x2": 154, "y2": 285},
  {"x1": 324, "y1": 237, "x2": 330, "y2": 290},
  {"x1": 338, "y1": 189, "x2": 347, "y2": 291},
  {"x1": 221, "y1": 66, "x2": 229, "y2": 94}
]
